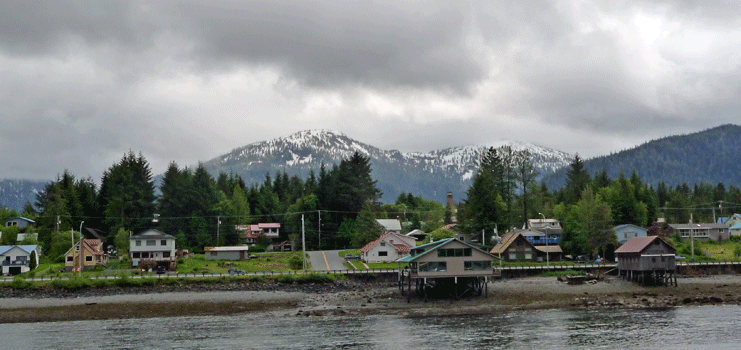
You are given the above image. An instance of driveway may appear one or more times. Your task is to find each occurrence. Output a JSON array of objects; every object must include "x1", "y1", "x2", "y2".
[{"x1": 307, "y1": 250, "x2": 348, "y2": 271}]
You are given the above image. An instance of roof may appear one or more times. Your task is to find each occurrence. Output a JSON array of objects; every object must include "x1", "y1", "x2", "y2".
[
  {"x1": 360, "y1": 232, "x2": 413, "y2": 254},
  {"x1": 612, "y1": 224, "x2": 646, "y2": 231},
  {"x1": 615, "y1": 236, "x2": 675, "y2": 254},
  {"x1": 205, "y1": 246, "x2": 250, "y2": 252},
  {"x1": 441, "y1": 223, "x2": 458, "y2": 231},
  {"x1": 65, "y1": 239, "x2": 105, "y2": 256},
  {"x1": 490, "y1": 232, "x2": 522, "y2": 254},
  {"x1": 517, "y1": 229, "x2": 546, "y2": 237},
  {"x1": 718, "y1": 217, "x2": 730, "y2": 224},
  {"x1": 535, "y1": 245, "x2": 563, "y2": 253},
  {"x1": 131, "y1": 229, "x2": 176, "y2": 240},
  {"x1": 0, "y1": 245, "x2": 38, "y2": 255},
  {"x1": 4, "y1": 217, "x2": 35, "y2": 224},
  {"x1": 375, "y1": 219, "x2": 402, "y2": 231},
  {"x1": 393, "y1": 244, "x2": 412, "y2": 253},
  {"x1": 730, "y1": 223, "x2": 741, "y2": 230},
  {"x1": 405, "y1": 229, "x2": 426, "y2": 236},
  {"x1": 397, "y1": 238, "x2": 494, "y2": 263},
  {"x1": 669, "y1": 223, "x2": 729, "y2": 229}
]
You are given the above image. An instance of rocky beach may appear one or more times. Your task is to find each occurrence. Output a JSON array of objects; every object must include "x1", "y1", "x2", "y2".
[{"x1": 3, "y1": 275, "x2": 741, "y2": 323}]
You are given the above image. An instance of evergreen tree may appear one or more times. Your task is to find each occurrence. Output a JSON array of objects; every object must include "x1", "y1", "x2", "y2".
[
  {"x1": 352, "y1": 203, "x2": 383, "y2": 248},
  {"x1": 565, "y1": 154, "x2": 590, "y2": 205},
  {"x1": 461, "y1": 166, "x2": 506, "y2": 244}
]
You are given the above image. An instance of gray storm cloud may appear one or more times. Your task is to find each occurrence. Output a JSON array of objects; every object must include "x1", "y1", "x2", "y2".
[{"x1": 0, "y1": 1, "x2": 739, "y2": 180}]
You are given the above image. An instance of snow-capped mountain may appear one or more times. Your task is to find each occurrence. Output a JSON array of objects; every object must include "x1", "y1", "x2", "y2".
[
  {"x1": 202, "y1": 130, "x2": 572, "y2": 203},
  {"x1": 0, "y1": 179, "x2": 47, "y2": 212}
]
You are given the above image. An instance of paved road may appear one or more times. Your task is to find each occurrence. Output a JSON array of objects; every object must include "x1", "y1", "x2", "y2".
[{"x1": 307, "y1": 250, "x2": 348, "y2": 271}]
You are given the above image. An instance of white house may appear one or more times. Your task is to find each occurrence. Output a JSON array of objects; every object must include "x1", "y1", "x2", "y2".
[
  {"x1": 360, "y1": 232, "x2": 416, "y2": 263},
  {"x1": 129, "y1": 229, "x2": 176, "y2": 268},
  {"x1": 204, "y1": 246, "x2": 250, "y2": 261},
  {"x1": 0, "y1": 245, "x2": 39, "y2": 276}
]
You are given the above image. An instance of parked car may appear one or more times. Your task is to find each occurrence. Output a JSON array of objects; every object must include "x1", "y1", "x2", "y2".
[
  {"x1": 228, "y1": 267, "x2": 246, "y2": 276},
  {"x1": 156, "y1": 265, "x2": 167, "y2": 274},
  {"x1": 575, "y1": 255, "x2": 589, "y2": 263},
  {"x1": 344, "y1": 253, "x2": 360, "y2": 260}
]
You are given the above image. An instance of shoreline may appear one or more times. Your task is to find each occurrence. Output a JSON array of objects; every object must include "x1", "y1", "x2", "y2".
[{"x1": 3, "y1": 275, "x2": 741, "y2": 323}]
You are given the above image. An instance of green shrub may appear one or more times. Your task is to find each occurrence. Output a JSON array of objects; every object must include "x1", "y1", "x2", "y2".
[
  {"x1": 250, "y1": 245, "x2": 266, "y2": 253},
  {"x1": 289, "y1": 255, "x2": 302, "y2": 270},
  {"x1": 11, "y1": 276, "x2": 33, "y2": 289}
]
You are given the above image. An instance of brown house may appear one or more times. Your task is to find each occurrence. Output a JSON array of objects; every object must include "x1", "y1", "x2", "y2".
[
  {"x1": 615, "y1": 236, "x2": 676, "y2": 285},
  {"x1": 490, "y1": 232, "x2": 562, "y2": 262}
]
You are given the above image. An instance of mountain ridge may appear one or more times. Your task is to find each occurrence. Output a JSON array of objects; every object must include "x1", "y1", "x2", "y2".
[
  {"x1": 542, "y1": 124, "x2": 741, "y2": 189},
  {"x1": 202, "y1": 129, "x2": 573, "y2": 203}
]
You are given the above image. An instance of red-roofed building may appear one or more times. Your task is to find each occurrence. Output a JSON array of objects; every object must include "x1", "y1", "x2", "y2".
[
  {"x1": 360, "y1": 232, "x2": 416, "y2": 263},
  {"x1": 235, "y1": 223, "x2": 283, "y2": 250},
  {"x1": 64, "y1": 239, "x2": 108, "y2": 272}
]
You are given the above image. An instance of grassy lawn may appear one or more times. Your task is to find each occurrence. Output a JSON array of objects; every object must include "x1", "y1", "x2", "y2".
[
  {"x1": 671, "y1": 238, "x2": 741, "y2": 261},
  {"x1": 176, "y1": 252, "x2": 303, "y2": 274},
  {"x1": 338, "y1": 249, "x2": 360, "y2": 258},
  {"x1": 17, "y1": 252, "x2": 305, "y2": 278},
  {"x1": 366, "y1": 262, "x2": 406, "y2": 269}
]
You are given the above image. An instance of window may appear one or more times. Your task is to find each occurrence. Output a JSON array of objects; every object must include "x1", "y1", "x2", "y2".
[
  {"x1": 437, "y1": 248, "x2": 473, "y2": 257},
  {"x1": 67, "y1": 256, "x2": 74, "y2": 262},
  {"x1": 380, "y1": 241, "x2": 386, "y2": 246},
  {"x1": 509, "y1": 253, "x2": 517, "y2": 260},
  {"x1": 211, "y1": 252, "x2": 218, "y2": 256},
  {"x1": 136, "y1": 240, "x2": 141, "y2": 246},
  {"x1": 146, "y1": 240, "x2": 156, "y2": 246},
  {"x1": 163, "y1": 252, "x2": 170, "y2": 258},
  {"x1": 464, "y1": 261, "x2": 492, "y2": 271},
  {"x1": 418, "y1": 261, "x2": 446, "y2": 272},
  {"x1": 161, "y1": 240, "x2": 167, "y2": 246},
  {"x1": 86, "y1": 256, "x2": 92, "y2": 262},
  {"x1": 524, "y1": 253, "x2": 532, "y2": 260},
  {"x1": 379, "y1": 251, "x2": 388, "y2": 257},
  {"x1": 132, "y1": 252, "x2": 140, "y2": 258}
]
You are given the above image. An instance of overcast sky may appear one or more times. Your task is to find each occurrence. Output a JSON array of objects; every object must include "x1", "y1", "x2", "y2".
[{"x1": 1, "y1": 1, "x2": 740, "y2": 181}]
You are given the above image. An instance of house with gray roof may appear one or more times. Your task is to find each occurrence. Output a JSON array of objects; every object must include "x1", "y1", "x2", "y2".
[
  {"x1": 4, "y1": 217, "x2": 35, "y2": 230},
  {"x1": 0, "y1": 245, "x2": 39, "y2": 276},
  {"x1": 376, "y1": 219, "x2": 402, "y2": 235},
  {"x1": 129, "y1": 229, "x2": 176, "y2": 269},
  {"x1": 668, "y1": 223, "x2": 729, "y2": 241}
]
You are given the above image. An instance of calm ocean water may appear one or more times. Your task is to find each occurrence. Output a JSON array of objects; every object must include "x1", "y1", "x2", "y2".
[{"x1": 2, "y1": 305, "x2": 740, "y2": 349}]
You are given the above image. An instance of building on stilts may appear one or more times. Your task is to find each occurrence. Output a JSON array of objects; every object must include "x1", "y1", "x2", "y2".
[
  {"x1": 396, "y1": 238, "x2": 498, "y2": 302},
  {"x1": 615, "y1": 236, "x2": 677, "y2": 286}
]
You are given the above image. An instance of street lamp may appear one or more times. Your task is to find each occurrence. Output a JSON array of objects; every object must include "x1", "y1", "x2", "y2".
[
  {"x1": 539, "y1": 213, "x2": 549, "y2": 267},
  {"x1": 78, "y1": 221, "x2": 84, "y2": 277}
]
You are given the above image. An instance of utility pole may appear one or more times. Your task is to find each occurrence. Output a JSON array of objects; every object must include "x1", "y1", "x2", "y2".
[
  {"x1": 302, "y1": 214, "x2": 306, "y2": 273},
  {"x1": 216, "y1": 216, "x2": 221, "y2": 246},
  {"x1": 539, "y1": 213, "x2": 549, "y2": 267},
  {"x1": 318, "y1": 210, "x2": 321, "y2": 250}
]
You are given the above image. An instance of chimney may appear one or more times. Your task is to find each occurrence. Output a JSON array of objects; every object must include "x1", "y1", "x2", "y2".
[{"x1": 446, "y1": 191, "x2": 455, "y2": 208}]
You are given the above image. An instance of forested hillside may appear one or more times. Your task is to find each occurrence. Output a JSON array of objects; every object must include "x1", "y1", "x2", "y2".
[{"x1": 543, "y1": 124, "x2": 741, "y2": 189}]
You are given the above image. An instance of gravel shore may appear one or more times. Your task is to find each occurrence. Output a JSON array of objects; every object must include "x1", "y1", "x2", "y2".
[{"x1": 3, "y1": 275, "x2": 741, "y2": 323}]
